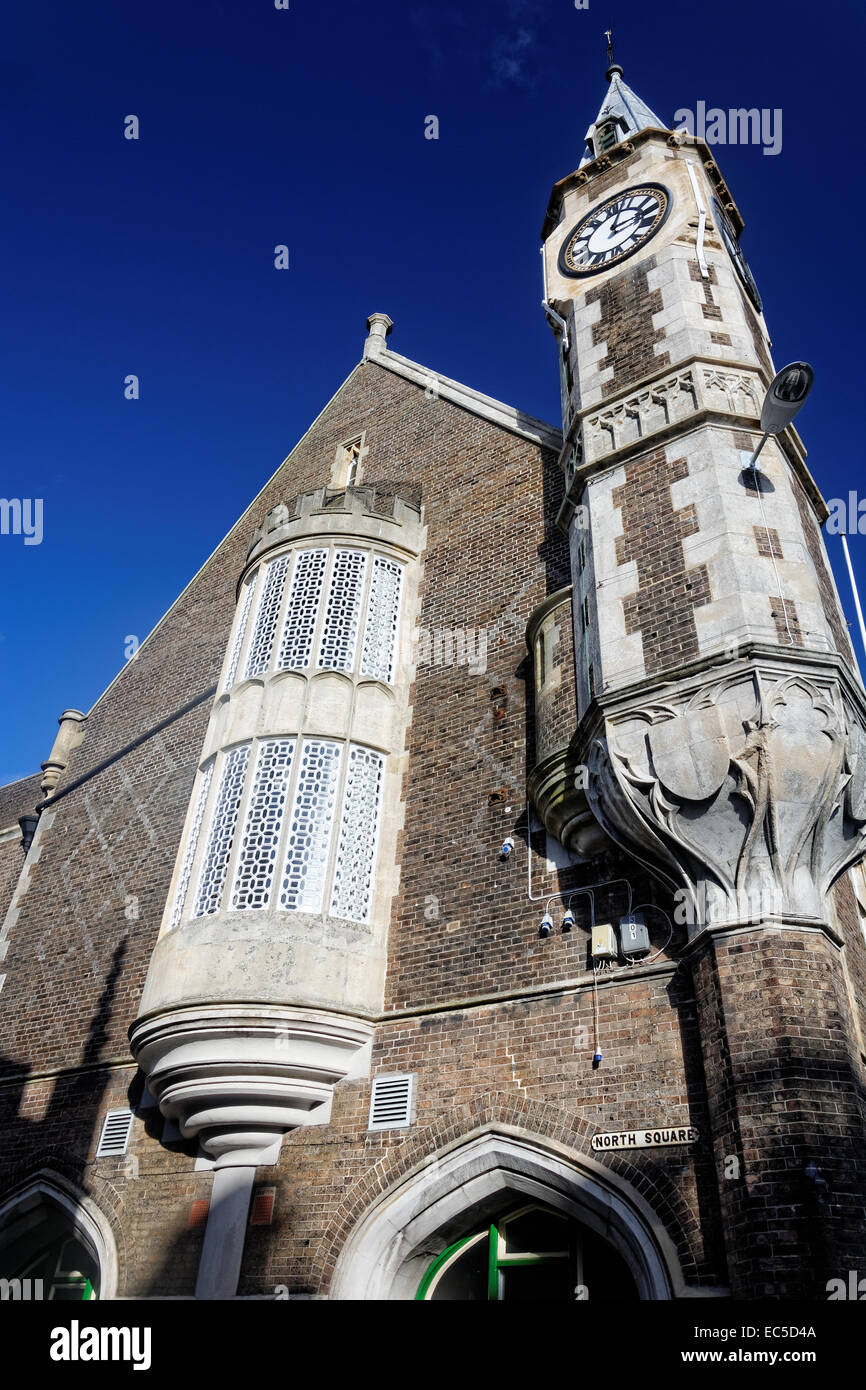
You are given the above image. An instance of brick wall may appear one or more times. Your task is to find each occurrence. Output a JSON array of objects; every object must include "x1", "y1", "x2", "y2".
[
  {"x1": 691, "y1": 926, "x2": 866, "y2": 1298},
  {"x1": 587, "y1": 255, "x2": 670, "y2": 399}
]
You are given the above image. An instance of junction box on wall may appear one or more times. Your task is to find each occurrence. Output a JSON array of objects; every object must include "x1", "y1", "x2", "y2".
[
  {"x1": 619, "y1": 912, "x2": 650, "y2": 960},
  {"x1": 591, "y1": 923, "x2": 617, "y2": 960}
]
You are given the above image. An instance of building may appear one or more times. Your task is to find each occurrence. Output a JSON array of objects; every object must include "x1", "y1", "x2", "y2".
[{"x1": 1, "y1": 58, "x2": 865, "y2": 1303}]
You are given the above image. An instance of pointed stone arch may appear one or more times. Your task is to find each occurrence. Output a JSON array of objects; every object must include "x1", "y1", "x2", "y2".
[
  {"x1": 328, "y1": 1122, "x2": 692, "y2": 1300},
  {"x1": 0, "y1": 1169, "x2": 119, "y2": 1300}
]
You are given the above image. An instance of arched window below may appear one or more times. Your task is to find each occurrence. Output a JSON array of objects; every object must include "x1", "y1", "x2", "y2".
[
  {"x1": 415, "y1": 1201, "x2": 639, "y2": 1302},
  {"x1": 0, "y1": 1192, "x2": 101, "y2": 1300}
]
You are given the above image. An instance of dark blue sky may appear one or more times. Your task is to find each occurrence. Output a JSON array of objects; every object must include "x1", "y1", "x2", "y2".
[{"x1": 2, "y1": 0, "x2": 864, "y2": 785}]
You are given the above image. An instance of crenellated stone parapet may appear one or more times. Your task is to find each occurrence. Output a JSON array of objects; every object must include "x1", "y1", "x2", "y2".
[{"x1": 245, "y1": 484, "x2": 423, "y2": 572}]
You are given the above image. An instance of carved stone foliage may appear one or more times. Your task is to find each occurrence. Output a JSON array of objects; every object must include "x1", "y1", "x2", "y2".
[
  {"x1": 581, "y1": 363, "x2": 763, "y2": 466},
  {"x1": 584, "y1": 668, "x2": 866, "y2": 931},
  {"x1": 584, "y1": 369, "x2": 696, "y2": 461}
]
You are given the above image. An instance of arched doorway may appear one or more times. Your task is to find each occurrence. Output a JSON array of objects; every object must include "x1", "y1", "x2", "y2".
[
  {"x1": 0, "y1": 1178, "x2": 116, "y2": 1300},
  {"x1": 415, "y1": 1199, "x2": 639, "y2": 1301},
  {"x1": 330, "y1": 1130, "x2": 685, "y2": 1300}
]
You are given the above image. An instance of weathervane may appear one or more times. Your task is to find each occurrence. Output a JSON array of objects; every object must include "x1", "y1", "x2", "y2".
[{"x1": 604, "y1": 28, "x2": 615, "y2": 67}]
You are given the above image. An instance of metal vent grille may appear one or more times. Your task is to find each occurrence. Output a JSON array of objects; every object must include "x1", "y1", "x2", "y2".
[
  {"x1": 249, "y1": 1188, "x2": 276, "y2": 1226},
  {"x1": 96, "y1": 1109, "x2": 134, "y2": 1157},
  {"x1": 368, "y1": 1074, "x2": 414, "y2": 1131}
]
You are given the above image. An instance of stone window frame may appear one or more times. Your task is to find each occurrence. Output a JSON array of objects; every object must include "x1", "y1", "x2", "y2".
[{"x1": 329, "y1": 431, "x2": 368, "y2": 490}]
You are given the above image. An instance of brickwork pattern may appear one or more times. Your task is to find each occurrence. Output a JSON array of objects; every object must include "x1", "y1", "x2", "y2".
[
  {"x1": 613, "y1": 449, "x2": 712, "y2": 675},
  {"x1": 534, "y1": 599, "x2": 578, "y2": 766},
  {"x1": 587, "y1": 256, "x2": 670, "y2": 400},
  {"x1": 0, "y1": 843, "x2": 24, "y2": 929},
  {"x1": 737, "y1": 286, "x2": 774, "y2": 384},
  {"x1": 691, "y1": 927, "x2": 866, "y2": 1298},
  {"x1": 768, "y1": 596, "x2": 804, "y2": 647},
  {"x1": 754, "y1": 524, "x2": 783, "y2": 559},
  {"x1": 688, "y1": 260, "x2": 723, "y2": 321}
]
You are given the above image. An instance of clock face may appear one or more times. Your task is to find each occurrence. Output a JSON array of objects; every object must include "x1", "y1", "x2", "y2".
[
  {"x1": 559, "y1": 184, "x2": 671, "y2": 277},
  {"x1": 712, "y1": 198, "x2": 762, "y2": 312}
]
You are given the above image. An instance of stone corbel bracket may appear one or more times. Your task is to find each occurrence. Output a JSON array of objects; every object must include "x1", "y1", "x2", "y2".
[
  {"x1": 576, "y1": 652, "x2": 866, "y2": 934},
  {"x1": 130, "y1": 1004, "x2": 373, "y2": 1162}
]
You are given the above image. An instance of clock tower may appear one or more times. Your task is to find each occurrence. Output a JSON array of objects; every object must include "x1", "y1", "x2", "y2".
[{"x1": 531, "y1": 57, "x2": 866, "y2": 1296}]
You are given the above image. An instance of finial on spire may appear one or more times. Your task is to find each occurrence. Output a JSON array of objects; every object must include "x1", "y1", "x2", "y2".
[{"x1": 604, "y1": 27, "x2": 623, "y2": 81}]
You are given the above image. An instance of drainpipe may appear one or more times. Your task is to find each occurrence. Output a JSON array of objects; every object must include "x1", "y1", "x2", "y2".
[
  {"x1": 540, "y1": 247, "x2": 569, "y2": 348},
  {"x1": 685, "y1": 160, "x2": 709, "y2": 279}
]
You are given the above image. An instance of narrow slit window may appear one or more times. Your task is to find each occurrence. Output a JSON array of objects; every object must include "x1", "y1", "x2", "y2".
[{"x1": 345, "y1": 442, "x2": 361, "y2": 488}]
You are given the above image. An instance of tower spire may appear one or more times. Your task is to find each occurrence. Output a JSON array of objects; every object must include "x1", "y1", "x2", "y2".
[{"x1": 579, "y1": 49, "x2": 665, "y2": 167}]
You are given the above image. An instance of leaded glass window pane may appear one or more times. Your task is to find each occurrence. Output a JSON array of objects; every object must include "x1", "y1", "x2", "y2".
[
  {"x1": 316, "y1": 550, "x2": 367, "y2": 673},
  {"x1": 223, "y1": 571, "x2": 257, "y2": 691},
  {"x1": 194, "y1": 745, "x2": 250, "y2": 916},
  {"x1": 276, "y1": 548, "x2": 328, "y2": 670},
  {"x1": 244, "y1": 553, "x2": 291, "y2": 678},
  {"x1": 169, "y1": 761, "x2": 213, "y2": 929},
  {"x1": 230, "y1": 739, "x2": 295, "y2": 910},
  {"x1": 330, "y1": 744, "x2": 384, "y2": 923},
  {"x1": 360, "y1": 556, "x2": 404, "y2": 684},
  {"x1": 279, "y1": 739, "x2": 343, "y2": 913}
]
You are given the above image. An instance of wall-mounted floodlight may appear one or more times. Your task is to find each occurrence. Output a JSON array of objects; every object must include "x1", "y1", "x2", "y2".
[{"x1": 748, "y1": 361, "x2": 814, "y2": 469}]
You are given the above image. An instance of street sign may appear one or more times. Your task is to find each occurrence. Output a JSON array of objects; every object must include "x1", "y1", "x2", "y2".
[{"x1": 591, "y1": 1126, "x2": 699, "y2": 1151}]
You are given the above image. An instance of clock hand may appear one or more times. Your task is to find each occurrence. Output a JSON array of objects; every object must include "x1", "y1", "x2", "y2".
[{"x1": 610, "y1": 210, "x2": 640, "y2": 234}]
